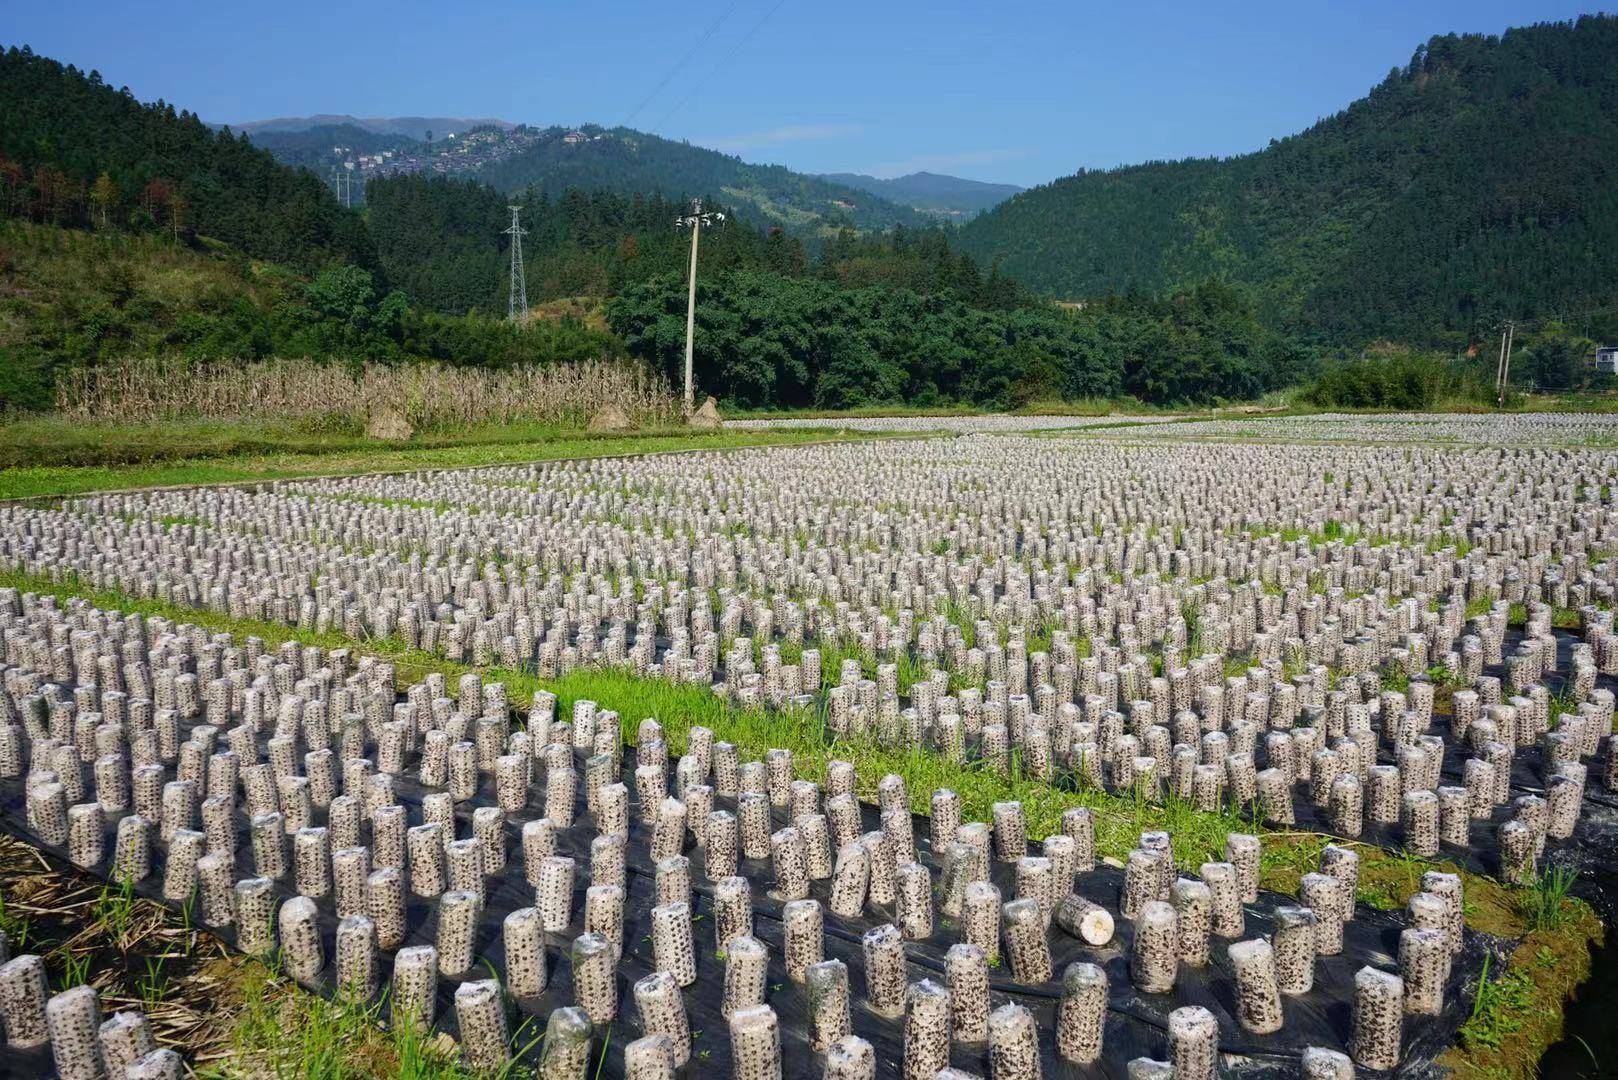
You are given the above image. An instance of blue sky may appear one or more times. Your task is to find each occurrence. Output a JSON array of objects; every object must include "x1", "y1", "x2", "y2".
[{"x1": 4, "y1": 1, "x2": 1599, "y2": 186}]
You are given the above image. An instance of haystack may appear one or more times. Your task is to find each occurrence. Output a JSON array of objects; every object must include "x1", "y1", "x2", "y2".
[
  {"x1": 588, "y1": 403, "x2": 632, "y2": 432},
  {"x1": 366, "y1": 404, "x2": 413, "y2": 441},
  {"x1": 688, "y1": 396, "x2": 723, "y2": 430}
]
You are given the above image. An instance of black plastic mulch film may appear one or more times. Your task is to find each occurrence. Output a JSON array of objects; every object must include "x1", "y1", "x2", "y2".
[{"x1": 0, "y1": 627, "x2": 1611, "y2": 1079}]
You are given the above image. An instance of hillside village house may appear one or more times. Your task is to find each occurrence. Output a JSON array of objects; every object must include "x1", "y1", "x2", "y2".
[{"x1": 1597, "y1": 345, "x2": 1618, "y2": 374}]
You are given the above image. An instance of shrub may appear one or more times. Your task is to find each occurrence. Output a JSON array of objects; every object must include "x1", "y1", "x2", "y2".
[{"x1": 1303, "y1": 350, "x2": 1492, "y2": 409}]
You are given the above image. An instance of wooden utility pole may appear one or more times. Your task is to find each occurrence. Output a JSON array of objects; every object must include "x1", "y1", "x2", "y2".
[
  {"x1": 1494, "y1": 324, "x2": 1509, "y2": 395},
  {"x1": 675, "y1": 199, "x2": 724, "y2": 412},
  {"x1": 1496, "y1": 320, "x2": 1516, "y2": 406}
]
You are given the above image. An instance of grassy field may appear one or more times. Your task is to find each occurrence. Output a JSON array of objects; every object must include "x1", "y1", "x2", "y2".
[
  {"x1": 0, "y1": 421, "x2": 926, "y2": 501},
  {"x1": 0, "y1": 564, "x2": 1600, "y2": 1079}
]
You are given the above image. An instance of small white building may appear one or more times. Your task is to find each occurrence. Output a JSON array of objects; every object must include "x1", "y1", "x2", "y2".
[{"x1": 1596, "y1": 345, "x2": 1618, "y2": 374}]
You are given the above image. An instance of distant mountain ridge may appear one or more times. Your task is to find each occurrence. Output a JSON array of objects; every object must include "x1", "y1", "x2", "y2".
[
  {"x1": 237, "y1": 114, "x2": 930, "y2": 235},
  {"x1": 233, "y1": 114, "x2": 514, "y2": 140},
  {"x1": 820, "y1": 171, "x2": 1025, "y2": 217},
  {"x1": 465, "y1": 124, "x2": 932, "y2": 235}
]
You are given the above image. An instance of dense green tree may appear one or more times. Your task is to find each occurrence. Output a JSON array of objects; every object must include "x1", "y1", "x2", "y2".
[
  {"x1": 959, "y1": 16, "x2": 1618, "y2": 345},
  {"x1": 1517, "y1": 327, "x2": 1596, "y2": 392},
  {"x1": 361, "y1": 173, "x2": 1020, "y2": 317},
  {"x1": 1303, "y1": 350, "x2": 1491, "y2": 409},
  {"x1": 608, "y1": 270, "x2": 1294, "y2": 409},
  {"x1": 0, "y1": 46, "x2": 369, "y2": 269},
  {"x1": 298, "y1": 265, "x2": 409, "y2": 356}
]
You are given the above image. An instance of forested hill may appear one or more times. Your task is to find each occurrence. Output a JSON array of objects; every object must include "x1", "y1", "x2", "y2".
[
  {"x1": 0, "y1": 45, "x2": 369, "y2": 270},
  {"x1": 475, "y1": 125, "x2": 926, "y2": 234},
  {"x1": 363, "y1": 173, "x2": 998, "y2": 316},
  {"x1": 958, "y1": 15, "x2": 1618, "y2": 342},
  {"x1": 245, "y1": 123, "x2": 420, "y2": 171}
]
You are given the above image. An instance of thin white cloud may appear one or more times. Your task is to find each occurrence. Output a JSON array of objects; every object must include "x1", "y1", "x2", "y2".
[
  {"x1": 868, "y1": 148, "x2": 1028, "y2": 179},
  {"x1": 704, "y1": 122, "x2": 863, "y2": 153}
]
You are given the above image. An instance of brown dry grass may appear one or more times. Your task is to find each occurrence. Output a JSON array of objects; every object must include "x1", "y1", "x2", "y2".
[
  {"x1": 55, "y1": 356, "x2": 681, "y2": 430},
  {"x1": 0, "y1": 832, "x2": 238, "y2": 1056},
  {"x1": 0, "y1": 831, "x2": 469, "y2": 1077}
]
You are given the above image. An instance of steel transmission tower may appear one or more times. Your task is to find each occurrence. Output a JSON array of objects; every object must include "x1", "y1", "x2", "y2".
[
  {"x1": 504, "y1": 205, "x2": 528, "y2": 322},
  {"x1": 674, "y1": 199, "x2": 725, "y2": 411}
]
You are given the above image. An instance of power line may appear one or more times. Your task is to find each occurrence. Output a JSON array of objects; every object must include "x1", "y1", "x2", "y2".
[
  {"x1": 329, "y1": 167, "x2": 356, "y2": 208},
  {"x1": 620, "y1": 0, "x2": 743, "y2": 130},
  {"x1": 650, "y1": 0, "x2": 790, "y2": 135},
  {"x1": 1491, "y1": 301, "x2": 1618, "y2": 333}
]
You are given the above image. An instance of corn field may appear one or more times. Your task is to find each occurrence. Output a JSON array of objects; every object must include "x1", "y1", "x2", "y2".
[{"x1": 53, "y1": 357, "x2": 682, "y2": 429}]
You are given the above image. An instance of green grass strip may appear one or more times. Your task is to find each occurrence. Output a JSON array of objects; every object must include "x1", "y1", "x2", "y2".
[
  {"x1": 1, "y1": 565, "x2": 1584, "y2": 919},
  {"x1": 1, "y1": 567, "x2": 1257, "y2": 867}
]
